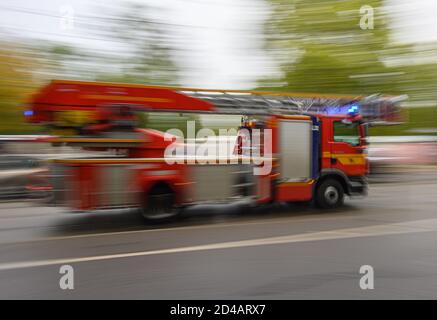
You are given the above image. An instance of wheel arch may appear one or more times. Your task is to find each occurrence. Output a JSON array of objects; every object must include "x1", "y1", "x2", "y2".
[
  {"x1": 140, "y1": 179, "x2": 182, "y2": 222},
  {"x1": 316, "y1": 169, "x2": 351, "y2": 195},
  {"x1": 142, "y1": 179, "x2": 177, "y2": 206},
  {"x1": 147, "y1": 180, "x2": 174, "y2": 195}
]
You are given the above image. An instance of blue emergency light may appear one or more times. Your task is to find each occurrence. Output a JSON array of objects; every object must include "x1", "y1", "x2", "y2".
[{"x1": 347, "y1": 104, "x2": 360, "y2": 114}]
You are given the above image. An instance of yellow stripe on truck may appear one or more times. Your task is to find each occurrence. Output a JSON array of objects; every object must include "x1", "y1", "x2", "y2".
[{"x1": 322, "y1": 153, "x2": 367, "y2": 165}]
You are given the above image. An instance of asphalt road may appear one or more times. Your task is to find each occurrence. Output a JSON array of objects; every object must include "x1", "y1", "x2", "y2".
[{"x1": 0, "y1": 179, "x2": 437, "y2": 299}]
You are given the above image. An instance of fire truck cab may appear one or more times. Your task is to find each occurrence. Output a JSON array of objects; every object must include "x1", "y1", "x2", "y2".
[{"x1": 235, "y1": 112, "x2": 368, "y2": 207}]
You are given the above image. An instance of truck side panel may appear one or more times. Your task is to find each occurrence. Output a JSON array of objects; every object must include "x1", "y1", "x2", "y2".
[
  {"x1": 279, "y1": 120, "x2": 312, "y2": 181},
  {"x1": 97, "y1": 165, "x2": 138, "y2": 207},
  {"x1": 187, "y1": 164, "x2": 254, "y2": 203},
  {"x1": 275, "y1": 118, "x2": 314, "y2": 202}
]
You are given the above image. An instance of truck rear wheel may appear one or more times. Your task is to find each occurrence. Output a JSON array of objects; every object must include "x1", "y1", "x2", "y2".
[
  {"x1": 315, "y1": 179, "x2": 344, "y2": 209},
  {"x1": 141, "y1": 184, "x2": 179, "y2": 222}
]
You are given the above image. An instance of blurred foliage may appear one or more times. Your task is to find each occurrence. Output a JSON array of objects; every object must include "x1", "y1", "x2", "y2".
[
  {"x1": 398, "y1": 61, "x2": 437, "y2": 104},
  {"x1": 259, "y1": 0, "x2": 437, "y2": 133},
  {"x1": 93, "y1": 3, "x2": 180, "y2": 86},
  {"x1": 0, "y1": 44, "x2": 43, "y2": 134},
  {"x1": 260, "y1": 0, "x2": 405, "y2": 95},
  {"x1": 370, "y1": 107, "x2": 437, "y2": 136}
]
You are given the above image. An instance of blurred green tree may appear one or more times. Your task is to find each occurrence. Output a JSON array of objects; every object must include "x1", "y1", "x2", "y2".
[
  {"x1": 93, "y1": 2, "x2": 180, "y2": 86},
  {"x1": 260, "y1": 0, "x2": 406, "y2": 95},
  {"x1": 0, "y1": 44, "x2": 42, "y2": 134}
]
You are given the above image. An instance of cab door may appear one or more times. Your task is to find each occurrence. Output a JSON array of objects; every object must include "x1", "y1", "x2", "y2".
[{"x1": 329, "y1": 119, "x2": 367, "y2": 177}]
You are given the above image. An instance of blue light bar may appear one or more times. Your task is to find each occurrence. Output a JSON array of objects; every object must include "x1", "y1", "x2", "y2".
[
  {"x1": 24, "y1": 110, "x2": 34, "y2": 117},
  {"x1": 347, "y1": 104, "x2": 359, "y2": 114}
]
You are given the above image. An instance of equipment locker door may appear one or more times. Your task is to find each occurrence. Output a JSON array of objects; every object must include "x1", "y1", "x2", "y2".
[{"x1": 276, "y1": 119, "x2": 314, "y2": 202}]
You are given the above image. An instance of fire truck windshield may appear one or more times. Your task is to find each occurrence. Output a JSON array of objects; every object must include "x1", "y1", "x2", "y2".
[{"x1": 333, "y1": 120, "x2": 360, "y2": 146}]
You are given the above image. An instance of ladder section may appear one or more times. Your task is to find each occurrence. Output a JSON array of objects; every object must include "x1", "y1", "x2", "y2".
[
  {"x1": 28, "y1": 80, "x2": 406, "y2": 126},
  {"x1": 181, "y1": 89, "x2": 406, "y2": 123}
]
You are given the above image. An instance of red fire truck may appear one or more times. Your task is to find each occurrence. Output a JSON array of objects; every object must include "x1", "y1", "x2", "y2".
[{"x1": 25, "y1": 80, "x2": 404, "y2": 221}]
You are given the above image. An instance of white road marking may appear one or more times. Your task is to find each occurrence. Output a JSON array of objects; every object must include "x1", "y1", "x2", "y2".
[{"x1": 1, "y1": 218, "x2": 437, "y2": 271}]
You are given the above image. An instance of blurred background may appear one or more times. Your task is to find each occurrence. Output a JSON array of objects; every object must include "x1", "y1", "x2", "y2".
[{"x1": 1, "y1": 0, "x2": 437, "y2": 196}]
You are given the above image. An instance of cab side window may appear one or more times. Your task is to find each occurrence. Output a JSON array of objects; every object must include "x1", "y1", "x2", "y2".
[{"x1": 333, "y1": 121, "x2": 360, "y2": 146}]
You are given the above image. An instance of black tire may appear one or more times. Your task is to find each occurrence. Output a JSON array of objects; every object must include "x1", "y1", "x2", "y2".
[
  {"x1": 140, "y1": 184, "x2": 180, "y2": 222},
  {"x1": 315, "y1": 179, "x2": 344, "y2": 209}
]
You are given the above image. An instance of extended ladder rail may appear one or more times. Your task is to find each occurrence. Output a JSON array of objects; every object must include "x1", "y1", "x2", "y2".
[
  {"x1": 29, "y1": 80, "x2": 406, "y2": 124},
  {"x1": 183, "y1": 89, "x2": 406, "y2": 123}
]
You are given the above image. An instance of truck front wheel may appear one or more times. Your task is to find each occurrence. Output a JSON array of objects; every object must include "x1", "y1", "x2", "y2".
[
  {"x1": 315, "y1": 179, "x2": 344, "y2": 209},
  {"x1": 141, "y1": 184, "x2": 179, "y2": 222}
]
